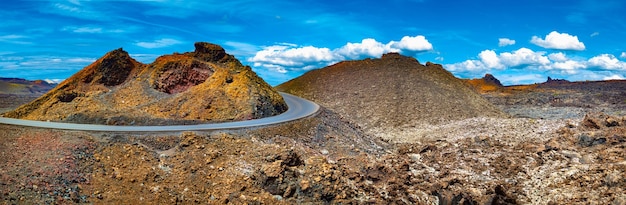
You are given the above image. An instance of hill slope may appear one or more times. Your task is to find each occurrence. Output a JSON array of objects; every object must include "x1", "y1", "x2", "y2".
[
  {"x1": 277, "y1": 53, "x2": 506, "y2": 140},
  {"x1": 4, "y1": 42, "x2": 287, "y2": 125}
]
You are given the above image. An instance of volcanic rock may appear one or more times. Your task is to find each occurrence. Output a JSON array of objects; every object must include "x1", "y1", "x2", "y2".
[
  {"x1": 277, "y1": 53, "x2": 506, "y2": 141},
  {"x1": 464, "y1": 73, "x2": 504, "y2": 93},
  {"x1": 4, "y1": 42, "x2": 287, "y2": 125}
]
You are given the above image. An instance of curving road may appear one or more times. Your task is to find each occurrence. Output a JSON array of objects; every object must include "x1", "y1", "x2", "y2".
[{"x1": 0, "y1": 92, "x2": 319, "y2": 132}]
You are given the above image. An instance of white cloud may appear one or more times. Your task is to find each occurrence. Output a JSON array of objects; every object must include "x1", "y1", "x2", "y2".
[
  {"x1": 478, "y1": 50, "x2": 502, "y2": 69},
  {"x1": 552, "y1": 60, "x2": 586, "y2": 71},
  {"x1": 44, "y1": 79, "x2": 65, "y2": 84},
  {"x1": 252, "y1": 45, "x2": 335, "y2": 67},
  {"x1": 389, "y1": 35, "x2": 433, "y2": 52},
  {"x1": 587, "y1": 54, "x2": 626, "y2": 70},
  {"x1": 548, "y1": 52, "x2": 568, "y2": 62},
  {"x1": 250, "y1": 45, "x2": 337, "y2": 73},
  {"x1": 603, "y1": 74, "x2": 625, "y2": 80},
  {"x1": 530, "y1": 31, "x2": 585, "y2": 51},
  {"x1": 135, "y1": 38, "x2": 183, "y2": 49},
  {"x1": 590, "y1": 32, "x2": 600, "y2": 37},
  {"x1": 621, "y1": 52, "x2": 626, "y2": 59},
  {"x1": 336, "y1": 38, "x2": 393, "y2": 59},
  {"x1": 499, "y1": 48, "x2": 550, "y2": 67},
  {"x1": 446, "y1": 48, "x2": 626, "y2": 74},
  {"x1": 446, "y1": 48, "x2": 550, "y2": 71},
  {"x1": 250, "y1": 35, "x2": 433, "y2": 72},
  {"x1": 498, "y1": 38, "x2": 516, "y2": 47}
]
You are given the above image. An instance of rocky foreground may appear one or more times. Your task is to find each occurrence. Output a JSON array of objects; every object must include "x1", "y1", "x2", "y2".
[{"x1": 1, "y1": 109, "x2": 624, "y2": 204}]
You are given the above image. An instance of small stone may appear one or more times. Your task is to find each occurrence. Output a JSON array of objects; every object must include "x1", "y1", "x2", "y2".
[
  {"x1": 605, "y1": 117, "x2": 619, "y2": 127},
  {"x1": 300, "y1": 179, "x2": 310, "y2": 191},
  {"x1": 561, "y1": 150, "x2": 582, "y2": 160}
]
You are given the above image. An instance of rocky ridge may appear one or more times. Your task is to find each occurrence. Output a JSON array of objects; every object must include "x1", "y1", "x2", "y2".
[
  {"x1": 3, "y1": 42, "x2": 287, "y2": 125},
  {"x1": 465, "y1": 75, "x2": 626, "y2": 119}
]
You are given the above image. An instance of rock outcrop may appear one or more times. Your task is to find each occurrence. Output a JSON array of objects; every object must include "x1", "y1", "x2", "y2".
[
  {"x1": 464, "y1": 73, "x2": 504, "y2": 93},
  {"x1": 4, "y1": 42, "x2": 287, "y2": 125}
]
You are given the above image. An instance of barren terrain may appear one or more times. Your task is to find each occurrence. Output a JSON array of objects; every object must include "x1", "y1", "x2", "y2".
[{"x1": 1, "y1": 55, "x2": 625, "y2": 204}]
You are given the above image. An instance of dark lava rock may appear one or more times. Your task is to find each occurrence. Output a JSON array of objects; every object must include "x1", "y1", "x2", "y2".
[
  {"x1": 84, "y1": 48, "x2": 135, "y2": 86},
  {"x1": 483, "y1": 74, "x2": 503, "y2": 87}
]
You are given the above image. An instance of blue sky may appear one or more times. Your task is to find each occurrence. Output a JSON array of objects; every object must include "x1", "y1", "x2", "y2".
[{"x1": 1, "y1": 0, "x2": 625, "y2": 85}]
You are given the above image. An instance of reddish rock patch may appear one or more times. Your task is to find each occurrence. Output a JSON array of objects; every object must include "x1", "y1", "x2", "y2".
[{"x1": 151, "y1": 59, "x2": 214, "y2": 94}]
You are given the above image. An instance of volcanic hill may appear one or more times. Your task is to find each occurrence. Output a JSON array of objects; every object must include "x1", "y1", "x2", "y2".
[
  {"x1": 0, "y1": 78, "x2": 56, "y2": 95},
  {"x1": 3, "y1": 42, "x2": 287, "y2": 125},
  {"x1": 277, "y1": 53, "x2": 506, "y2": 140}
]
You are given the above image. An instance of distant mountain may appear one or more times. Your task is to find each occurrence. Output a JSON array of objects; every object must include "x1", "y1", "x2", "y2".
[
  {"x1": 4, "y1": 42, "x2": 287, "y2": 125},
  {"x1": 277, "y1": 53, "x2": 506, "y2": 140},
  {"x1": 0, "y1": 77, "x2": 57, "y2": 95}
]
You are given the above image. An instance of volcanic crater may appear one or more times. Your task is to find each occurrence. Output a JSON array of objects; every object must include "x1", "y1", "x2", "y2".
[{"x1": 3, "y1": 42, "x2": 287, "y2": 125}]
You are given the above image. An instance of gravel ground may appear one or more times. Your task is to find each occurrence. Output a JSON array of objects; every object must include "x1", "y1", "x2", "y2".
[{"x1": 372, "y1": 117, "x2": 567, "y2": 144}]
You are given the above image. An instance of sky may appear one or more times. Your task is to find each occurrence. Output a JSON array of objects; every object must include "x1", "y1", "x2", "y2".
[{"x1": 1, "y1": 0, "x2": 625, "y2": 86}]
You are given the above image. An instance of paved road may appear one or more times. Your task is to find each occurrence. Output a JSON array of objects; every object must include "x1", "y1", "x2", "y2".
[{"x1": 0, "y1": 92, "x2": 319, "y2": 132}]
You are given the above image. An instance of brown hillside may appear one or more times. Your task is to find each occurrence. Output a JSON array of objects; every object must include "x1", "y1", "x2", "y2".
[
  {"x1": 277, "y1": 53, "x2": 506, "y2": 140},
  {"x1": 4, "y1": 42, "x2": 287, "y2": 125}
]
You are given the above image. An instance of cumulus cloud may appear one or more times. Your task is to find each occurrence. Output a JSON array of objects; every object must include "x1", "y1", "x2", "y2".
[
  {"x1": 446, "y1": 48, "x2": 626, "y2": 73},
  {"x1": 530, "y1": 31, "x2": 585, "y2": 51},
  {"x1": 621, "y1": 52, "x2": 626, "y2": 59},
  {"x1": 498, "y1": 38, "x2": 516, "y2": 47},
  {"x1": 478, "y1": 50, "x2": 502, "y2": 69},
  {"x1": 250, "y1": 35, "x2": 433, "y2": 72},
  {"x1": 250, "y1": 45, "x2": 337, "y2": 73},
  {"x1": 587, "y1": 54, "x2": 626, "y2": 70},
  {"x1": 335, "y1": 38, "x2": 393, "y2": 59},
  {"x1": 548, "y1": 52, "x2": 568, "y2": 62},
  {"x1": 136, "y1": 38, "x2": 183, "y2": 49},
  {"x1": 389, "y1": 36, "x2": 433, "y2": 52},
  {"x1": 446, "y1": 48, "x2": 550, "y2": 71}
]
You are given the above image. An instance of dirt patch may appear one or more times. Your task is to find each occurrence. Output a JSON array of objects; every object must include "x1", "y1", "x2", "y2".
[{"x1": 0, "y1": 126, "x2": 95, "y2": 204}]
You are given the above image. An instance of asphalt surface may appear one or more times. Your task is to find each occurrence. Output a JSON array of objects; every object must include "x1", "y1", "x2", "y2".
[{"x1": 0, "y1": 92, "x2": 319, "y2": 132}]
